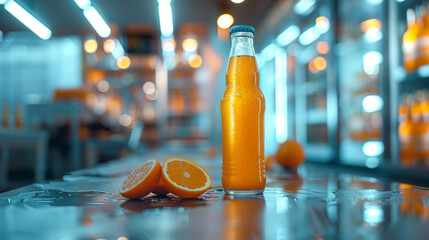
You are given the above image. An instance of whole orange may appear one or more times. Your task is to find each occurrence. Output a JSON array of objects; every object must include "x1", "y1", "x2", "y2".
[{"x1": 275, "y1": 140, "x2": 305, "y2": 168}]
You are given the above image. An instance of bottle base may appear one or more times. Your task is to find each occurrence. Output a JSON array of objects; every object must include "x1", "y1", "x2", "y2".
[{"x1": 224, "y1": 189, "x2": 264, "y2": 195}]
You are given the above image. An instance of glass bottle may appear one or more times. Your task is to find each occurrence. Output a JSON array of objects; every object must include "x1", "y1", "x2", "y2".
[
  {"x1": 221, "y1": 25, "x2": 265, "y2": 195},
  {"x1": 416, "y1": 5, "x2": 429, "y2": 67},
  {"x1": 402, "y1": 9, "x2": 419, "y2": 72}
]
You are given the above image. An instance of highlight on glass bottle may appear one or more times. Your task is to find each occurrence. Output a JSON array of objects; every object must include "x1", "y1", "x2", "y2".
[{"x1": 221, "y1": 25, "x2": 266, "y2": 195}]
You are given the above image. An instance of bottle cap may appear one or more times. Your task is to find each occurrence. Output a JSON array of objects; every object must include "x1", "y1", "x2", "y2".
[{"x1": 229, "y1": 25, "x2": 255, "y2": 35}]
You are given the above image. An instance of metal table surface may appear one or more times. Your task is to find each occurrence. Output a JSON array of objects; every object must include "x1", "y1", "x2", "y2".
[{"x1": 1, "y1": 150, "x2": 429, "y2": 240}]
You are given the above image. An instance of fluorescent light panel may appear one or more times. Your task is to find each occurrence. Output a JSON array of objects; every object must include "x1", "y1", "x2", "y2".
[
  {"x1": 112, "y1": 39, "x2": 125, "y2": 59},
  {"x1": 261, "y1": 43, "x2": 278, "y2": 60},
  {"x1": 275, "y1": 51, "x2": 288, "y2": 143},
  {"x1": 158, "y1": 0, "x2": 174, "y2": 37},
  {"x1": 4, "y1": 0, "x2": 52, "y2": 39},
  {"x1": 299, "y1": 26, "x2": 320, "y2": 45},
  {"x1": 83, "y1": 6, "x2": 111, "y2": 38},
  {"x1": 294, "y1": 0, "x2": 316, "y2": 15},
  {"x1": 74, "y1": 0, "x2": 91, "y2": 9},
  {"x1": 276, "y1": 25, "x2": 300, "y2": 47}
]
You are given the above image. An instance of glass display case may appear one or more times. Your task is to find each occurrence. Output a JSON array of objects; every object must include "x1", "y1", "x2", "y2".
[
  {"x1": 257, "y1": 0, "x2": 429, "y2": 180},
  {"x1": 336, "y1": 0, "x2": 386, "y2": 167},
  {"x1": 394, "y1": 0, "x2": 429, "y2": 169},
  {"x1": 259, "y1": 0, "x2": 336, "y2": 162}
]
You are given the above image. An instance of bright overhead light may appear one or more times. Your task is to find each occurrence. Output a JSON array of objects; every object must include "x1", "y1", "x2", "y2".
[
  {"x1": 112, "y1": 39, "x2": 125, "y2": 59},
  {"x1": 294, "y1": 0, "x2": 316, "y2": 15},
  {"x1": 315, "y1": 16, "x2": 330, "y2": 34},
  {"x1": 188, "y1": 54, "x2": 202, "y2": 68},
  {"x1": 363, "y1": 51, "x2": 383, "y2": 75},
  {"x1": 103, "y1": 39, "x2": 115, "y2": 53},
  {"x1": 299, "y1": 26, "x2": 320, "y2": 45},
  {"x1": 157, "y1": 0, "x2": 174, "y2": 37},
  {"x1": 276, "y1": 25, "x2": 300, "y2": 47},
  {"x1": 275, "y1": 52, "x2": 288, "y2": 143},
  {"x1": 362, "y1": 141, "x2": 384, "y2": 157},
  {"x1": 231, "y1": 0, "x2": 245, "y2": 3},
  {"x1": 217, "y1": 14, "x2": 234, "y2": 29},
  {"x1": 362, "y1": 95, "x2": 383, "y2": 113},
  {"x1": 74, "y1": 0, "x2": 91, "y2": 9},
  {"x1": 313, "y1": 56, "x2": 327, "y2": 71},
  {"x1": 261, "y1": 43, "x2": 278, "y2": 60},
  {"x1": 0, "y1": 0, "x2": 9, "y2": 4},
  {"x1": 368, "y1": 0, "x2": 383, "y2": 5},
  {"x1": 84, "y1": 39, "x2": 97, "y2": 53},
  {"x1": 4, "y1": 0, "x2": 52, "y2": 40},
  {"x1": 117, "y1": 56, "x2": 131, "y2": 69},
  {"x1": 162, "y1": 38, "x2": 176, "y2": 52},
  {"x1": 83, "y1": 6, "x2": 111, "y2": 38},
  {"x1": 182, "y1": 38, "x2": 198, "y2": 52}
]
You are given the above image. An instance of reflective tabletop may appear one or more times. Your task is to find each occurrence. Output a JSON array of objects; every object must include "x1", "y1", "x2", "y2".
[{"x1": 1, "y1": 151, "x2": 429, "y2": 240}]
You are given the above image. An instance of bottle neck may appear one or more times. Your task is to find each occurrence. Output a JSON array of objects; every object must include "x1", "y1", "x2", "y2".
[{"x1": 229, "y1": 32, "x2": 255, "y2": 57}]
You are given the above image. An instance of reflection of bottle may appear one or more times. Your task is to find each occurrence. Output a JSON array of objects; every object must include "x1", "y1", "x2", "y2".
[
  {"x1": 222, "y1": 196, "x2": 265, "y2": 240},
  {"x1": 412, "y1": 91, "x2": 426, "y2": 164},
  {"x1": 422, "y1": 90, "x2": 429, "y2": 165},
  {"x1": 416, "y1": 5, "x2": 429, "y2": 67},
  {"x1": 399, "y1": 94, "x2": 415, "y2": 166},
  {"x1": 1, "y1": 104, "x2": 9, "y2": 129},
  {"x1": 14, "y1": 104, "x2": 23, "y2": 129},
  {"x1": 403, "y1": 9, "x2": 420, "y2": 72},
  {"x1": 221, "y1": 26, "x2": 265, "y2": 195},
  {"x1": 399, "y1": 183, "x2": 429, "y2": 218}
]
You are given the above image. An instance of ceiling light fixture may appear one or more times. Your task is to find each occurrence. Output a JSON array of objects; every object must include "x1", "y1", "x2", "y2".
[
  {"x1": 298, "y1": 26, "x2": 320, "y2": 45},
  {"x1": 4, "y1": 0, "x2": 52, "y2": 40},
  {"x1": 157, "y1": 0, "x2": 174, "y2": 37},
  {"x1": 83, "y1": 6, "x2": 111, "y2": 38},
  {"x1": 117, "y1": 56, "x2": 131, "y2": 69},
  {"x1": 217, "y1": 14, "x2": 234, "y2": 29},
  {"x1": 112, "y1": 39, "x2": 125, "y2": 59},
  {"x1": 294, "y1": 0, "x2": 316, "y2": 16},
  {"x1": 162, "y1": 38, "x2": 176, "y2": 52},
  {"x1": 74, "y1": 0, "x2": 91, "y2": 9},
  {"x1": 276, "y1": 25, "x2": 300, "y2": 47},
  {"x1": 182, "y1": 38, "x2": 198, "y2": 52},
  {"x1": 103, "y1": 39, "x2": 115, "y2": 53},
  {"x1": 84, "y1": 39, "x2": 98, "y2": 53},
  {"x1": 231, "y1": 0, "x2": 245, "y2": 3}
]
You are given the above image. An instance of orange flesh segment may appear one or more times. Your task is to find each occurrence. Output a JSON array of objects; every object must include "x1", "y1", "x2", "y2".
[
  {"x1": 165, "y1": 161, "x2": 208, "y2": 189},
  {"x1": 121, "y1": 160, "x2": 154, "y2": 192}
]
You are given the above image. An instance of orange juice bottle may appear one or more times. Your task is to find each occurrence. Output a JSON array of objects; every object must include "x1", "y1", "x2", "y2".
[
  {"x1": 411, "y1": 91, "x2": 426, "y2": 164},
  {"x1": 1, "y1": 103, "x2": 9, "y2": 129},
  {"x1": 416, "y1": 5, "x2": 429, "y2": 67},
  {"x1": 14, "y1": 104, "x2": 23, "y2": 129},
  {"x1": 221, "y1": 25, "x2": 265, "y2": 195},
  {"x1": 420, "y1": 90, "x2": 429, "y2": 165},
  {"x1": 403, "y1": 9, "x2": 420, "y2": 72}
]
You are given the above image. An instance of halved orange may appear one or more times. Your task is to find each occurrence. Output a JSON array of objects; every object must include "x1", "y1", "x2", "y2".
[
  {"x1": 161, "y1": 157, "x2": 212, "y2": 198},
  {"x1": 119, "y1": 159, "x2": 161, "y2": 199},
  {"x1": 152, "y1": 179, "x2": 170, "y2": 195}
]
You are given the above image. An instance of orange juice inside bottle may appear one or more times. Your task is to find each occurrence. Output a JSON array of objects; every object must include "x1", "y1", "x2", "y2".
[
  {"x1": 403, "y1": 9, "x2": 420, "y2": 72},
  {"x1": 398, "y1": 102, "x2": 414, "y2": 166},
  {"x1": 411, "y1": 98, "x2": 425, "y2": 164},
  {"x1": 221, "y1": 26, "x2": 265, "y2": 195},
  {"x1": 421, "y1": 96, "x2": 429, "y2": 165},
  {"x1": 416, "y1": 5, "x2": 429, "y2": 67}
]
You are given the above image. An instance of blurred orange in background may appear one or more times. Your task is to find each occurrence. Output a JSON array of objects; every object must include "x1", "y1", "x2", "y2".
[{"x1": 275, "y1": 140, "x2": 306, "y2": 169}]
